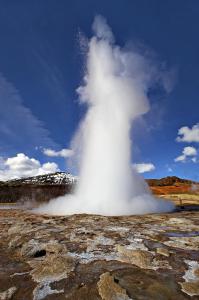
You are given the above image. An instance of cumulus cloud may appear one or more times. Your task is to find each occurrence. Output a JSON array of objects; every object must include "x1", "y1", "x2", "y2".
[
  {"x1": 43, "y1": 148, "x2": 73, "y2": 158},
  {"x1": 133, "y1": 163, "x2": 155, "y2": 173},
  {"x1": 183, "y1": 146, "x2": 197, "y2": 156},
  {"x1": 175, "y1": 146, "x2": 197, "y2": 163},
  {"x1": 0, "y1": 153, "x2": 59, "y2": 181},
  {"x1": 176, "y1": 124, "x2": 199, "y2": 143}
]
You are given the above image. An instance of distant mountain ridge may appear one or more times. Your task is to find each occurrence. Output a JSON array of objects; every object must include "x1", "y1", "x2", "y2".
[
  {"x1": 0, "y1": 172, "x2": 77, "y2": 186},
  {"x1": 0, "y1": 173, "x2": 197, "y2": 203},
  {"x1": 0, "y1": 173, "x2": 196, "y2": 187},
  {"x1": 146, "y1": 176, "x2": 196, "y2": 187}
]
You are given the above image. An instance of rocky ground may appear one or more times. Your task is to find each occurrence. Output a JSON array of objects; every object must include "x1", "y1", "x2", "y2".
[{"x1": 0, "y1": 207, "x2": 199, "y2": 300}]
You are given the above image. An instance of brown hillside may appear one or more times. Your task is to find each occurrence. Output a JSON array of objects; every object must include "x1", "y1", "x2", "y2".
[
  {"x1": 146, "y1": 176, "x2": 195, "y2": 187},
  {"x1": 146, "y1": 176, "x2": 198, "y2": 195}
]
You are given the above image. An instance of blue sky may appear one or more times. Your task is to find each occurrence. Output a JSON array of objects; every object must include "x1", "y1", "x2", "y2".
[{"x1": 0, "y1": 0, "x2": 199, "y2": 180}]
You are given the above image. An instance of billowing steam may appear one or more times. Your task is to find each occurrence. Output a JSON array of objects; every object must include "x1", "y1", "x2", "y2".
[{"x1": 36, "y1": 16, "x2": 174, "y2": 215}]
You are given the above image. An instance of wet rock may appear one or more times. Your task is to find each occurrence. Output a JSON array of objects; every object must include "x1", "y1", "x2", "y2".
[
  {"x1": 1, "y1": 209, "x2": 199, "y2": 299},
  {"x1": 164, "y1": 236, "x2": 199, "y2": 250},
  {"x1": 110, "y1": 268, "x2": 186, "y2": 300},
  {"x1": 0, "y1": 287, "x2": 17, "y2": 300},
  {"x1": 179, "y1": 260, "x2": 199, "y2": 296},
  {"x1": 194, "y1": 268, "x2": 199, "y2": 276},
  {"x1": 21, "y1": 239, "x2": 66, "y2": 258},
  {"x1": 156, "y1": 247, "x2": 170, "y2": 257},
  {"x1": 45, "y1": 240, "x2": 66, "y2": 254},
  {"x1": 21, "y1": 239, "x2": 46, "y2": 258},
  {"x1": 180, "y1": 281, "x2": 199, "y2": 297},
  {"x1": 29, "y1": 254, "x2": 76, "y2": 282},
  {"x1": 33, "y1": 282, "x2": 64, "y2": 300},
  {"x1": 167, "y1": 217, "x2": 194, "y2": 225},
  {"x1": 97, "y1": 272, "x2": 131, "y2": 300},
  {"x1": 29, "y1": 253, "x2": 77, "y2": 300},
  {"x1": 117, "y1": 246, "x2": 153, "y2": 269}
]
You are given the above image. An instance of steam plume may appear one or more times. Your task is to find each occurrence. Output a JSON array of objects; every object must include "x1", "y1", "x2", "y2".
[{"x1": 36, "y1": 16, "x2": 174, "y2": 215}]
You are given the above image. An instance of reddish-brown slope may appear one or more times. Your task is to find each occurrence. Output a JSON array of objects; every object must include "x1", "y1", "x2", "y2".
[{"x1": 146, "y1": 176, "x2": 198, "y2": 195}]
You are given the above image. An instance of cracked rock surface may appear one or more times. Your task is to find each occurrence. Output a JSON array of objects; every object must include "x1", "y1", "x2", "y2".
[{"x1": 0, "y1": 209, "x2": 199, "y2": 299}]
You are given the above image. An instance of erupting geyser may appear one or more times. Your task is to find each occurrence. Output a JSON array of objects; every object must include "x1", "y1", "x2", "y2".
[{"x1": 37, "y1": 16, "x2": 174, "y2": 215}]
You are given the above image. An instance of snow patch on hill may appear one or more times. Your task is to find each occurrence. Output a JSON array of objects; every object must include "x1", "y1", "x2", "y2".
[{"x1": 7, "y1": 172, "x2": 77, "y2": 185}]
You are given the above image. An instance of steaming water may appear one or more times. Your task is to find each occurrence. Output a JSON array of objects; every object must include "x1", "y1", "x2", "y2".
[{"x1": 36, "y1": 16, "x2": 174, "y2": 215}]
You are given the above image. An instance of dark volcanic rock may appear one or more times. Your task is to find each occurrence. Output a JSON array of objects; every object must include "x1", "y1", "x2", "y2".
[
  {"x1": 0, "y1": 184, "x2": 73, "y2": 204},
  {"x1": 0, "y1": 172, "x2": 77, "y2": 204},
  {"x1": 0, "y1": 209, "x2": 199, "y2": 299}
]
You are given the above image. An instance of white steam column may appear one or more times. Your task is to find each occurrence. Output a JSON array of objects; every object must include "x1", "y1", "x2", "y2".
[{"x1": 36, "y1": 16, "x2": 174, "y2": 215}]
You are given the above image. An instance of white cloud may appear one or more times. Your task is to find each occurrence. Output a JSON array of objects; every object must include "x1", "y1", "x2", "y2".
[
  {"x1": 183, "y1": 146, "x2": 197, "y2": 156},
  {"x1": 176, "y1": 124, "x2": 199, "y2": 143},
  {"x1": 134, "y1": 163, "x2": 155, "y2": 173},
  {"x1": 0, "y1": 153, "x2": 59, "y2": 181},
  {"x1": 175, "y1": 146, "x2": 197, "y2": 163},
  {"x1": 0, "y1": 73, "x2": 57, "y2": 153},
  {"x1": 192, "y1": 157, "x2": 197, "y2": 163},
  {"x1": 43, "y1": 148, "x2": 73, "y2": 158},
  {"x1": 5, "y1": 154, "x2": 40, "y2": 171},
  {"x1": 174, "y1": 154, "x2": 186, "y2": 162}
]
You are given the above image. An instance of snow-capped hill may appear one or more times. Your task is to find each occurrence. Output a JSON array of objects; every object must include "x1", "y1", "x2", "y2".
[{"x1": 8, "y1": 172, "x2": 78, "y2": 185}]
